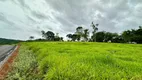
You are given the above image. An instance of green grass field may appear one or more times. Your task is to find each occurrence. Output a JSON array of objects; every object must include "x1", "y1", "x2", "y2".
[{"x1": 8, "y1": 42, "x2": 142, "y2": 80}]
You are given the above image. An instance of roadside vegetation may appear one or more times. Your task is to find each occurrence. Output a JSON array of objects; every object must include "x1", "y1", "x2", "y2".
[
  {"x1": 8, "y1": 42, "x2": 142, "y2": 80},
  {"x1": 6, "y1": 45, "x2": 43, "y2": 80}
]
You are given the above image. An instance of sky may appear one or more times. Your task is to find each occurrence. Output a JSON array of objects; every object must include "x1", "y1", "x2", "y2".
[{"x1": 0, "y1": 0, "x2": 142, "y2": 40}]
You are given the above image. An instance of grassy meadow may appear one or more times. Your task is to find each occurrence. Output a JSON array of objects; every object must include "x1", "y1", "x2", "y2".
[{"x1": 8, "y1": 42, "x2": 142, "y2": 80}]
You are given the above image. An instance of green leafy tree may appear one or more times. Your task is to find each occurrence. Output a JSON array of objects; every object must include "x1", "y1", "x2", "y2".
[
  {"x1": 54, "y1": 33, "x2": 64, "y2": 41},
  {"x1": 41, "y1": 30, "x2": 46, "y2": 39},
  {"x1": 29, "y1": 36, "x2": 34, "y2": 40},
  {"x1": 95, "y1": 31, "x2": 118, "y2": 42},
  {"x1": 45, "y1": 31, "x2": 55, "y2": 41},
  {"x1": 96, "y1": 31, "x2": 105, "y2": 42},
  {"x1": 54, "y1": 33, "x2": 60, "y2": 41},
  {"x1": 91, "y1": 22, "x2": 99, "y2": 42},
  {"x1": 122, "y1": 30, "x2": 132, "y2": 42},
  {"x1": 104, "y1": 32, "x2": 118, "y2": 42},
  {"x1": 76, "y1": 34, "x2": 81, "y2": 41},
  {"x1": 135, "y1": 26, "x2": 142, "y2": 43},
  {"x1": 76, "y1": 26, "x2": 83, "y2": 41},
  {"x1": 72, "y1": 34, "x2": 78, "y2": 41},
  {"x1": 130, "y1": 26, "x2": 142, "y2": 43},
  {"x1": 66, "y1": 34, "x2": 73, "y2": 41},
  {"x1": 83, "y1": 29, "x2": 89, "y2": 41},
  {"x1": 111, "y1": 36, "x2": 124, "y2": 43},
  {"x1": 60, "y1": 37, "x2": 64, "y2": 41}
]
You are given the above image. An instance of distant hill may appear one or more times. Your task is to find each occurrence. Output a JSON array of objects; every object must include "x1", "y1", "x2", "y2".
[{"x1": 0, "y1": 38, "x2": 21, "y2": 45}]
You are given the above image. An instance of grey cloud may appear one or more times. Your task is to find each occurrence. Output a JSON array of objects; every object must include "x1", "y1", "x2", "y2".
[
  {"x1": 0, "y1": 13, "x2": 15, "y2": 25},
  {"x1": 45, "y1": 0, "x2": 92, "y2": 24},
  {"x1": 12, "y1": 0, "x2": 31, "y2": 10},
  {"x1": 45, "y1": 0, "x2": 117, "y2": 32},
  {"x1": 31, "y1": 11, "x2": 48, "y2": 20},
  {"x1": 0, "y1": 0, "x2": 142, "y2": 40},
  {"x1": 55, "y1": 15, "x2": 76, "y2": 32},
  {"x1": 12, "y1": 0, "x2": 48, "y2": 20},
  {"x1": 26, "y1": 15, "x2": 37, "y2": 23},
  {"x1": 0, "y1": 0, "x2": 7, "y2": 2},
  {"x1": 45, "y1": 0, "x2": 96, "y2": 33}
]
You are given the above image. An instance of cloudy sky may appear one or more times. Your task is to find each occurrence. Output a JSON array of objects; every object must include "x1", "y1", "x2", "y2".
[{"x1": 0, "y1": 0, "x2": 142, "y2": 40}]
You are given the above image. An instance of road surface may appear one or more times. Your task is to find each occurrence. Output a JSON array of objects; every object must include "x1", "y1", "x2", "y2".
[{"x1": 0, "y1": 45, "x2": 16, "y2": 62}]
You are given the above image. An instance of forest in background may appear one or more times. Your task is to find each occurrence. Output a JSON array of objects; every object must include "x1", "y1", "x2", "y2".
[
  {"x1": 1, "y1": 22, "x2": 142, "y2": 44},
  {"x1": 0, "y1": 38, "x2": 20, "y2": 45},
  {"x1": 30, "y1": 22, "x2": 142, "y2": 44}
]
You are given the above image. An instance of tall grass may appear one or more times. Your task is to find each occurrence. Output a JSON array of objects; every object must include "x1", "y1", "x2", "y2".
[
  {"x1": 9, "y1": 42, "x2": 142, "y2": 80},
  {"x1": 6, "y1": 45, "x2": 43, "y2": 80}
]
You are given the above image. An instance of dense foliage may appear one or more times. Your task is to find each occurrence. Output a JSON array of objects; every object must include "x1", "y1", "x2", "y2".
[
  {"x1": 28, "y1": 22, "x2": 142, "y2": 44},
  {"x1": 9, "y1": 42, "x2": 142, "y2": 80},
  {"x1": 122, "y1": 26, "x2": 142, "y2": 43},
  {"x1": 40, "y1": 31, "x2": 63, "y2": 41},
  {"x1": 0, "y1": 38, "x2": 20, "y2": 45},
  {"x1": 66, "y1": 25, "x2": 142, "y2": 44}
]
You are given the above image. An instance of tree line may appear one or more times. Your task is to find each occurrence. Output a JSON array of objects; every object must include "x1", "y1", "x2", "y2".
[
  {"x1": 0, "y1": 38, "x2": 20, "y2": 45},
  {"x1": 30, "y1": 22, "x2": 142, "y2": 44},
  {"x1": 66, "y1": 22, "x2": 142, "y2": 44}
]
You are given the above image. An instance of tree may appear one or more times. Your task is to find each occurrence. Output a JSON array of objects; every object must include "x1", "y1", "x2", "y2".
[
  {"x1": 104, "y1": 32, "x2": 118, "y2": 42},
  {"x1": 121, "y1": 27, "x2": 142, "y2": 43},
  {"x1": 29, "y1": 36, "x2": 34, "y2": 40},
  {"x1": 111, "y1": 36, "x2": 124, "y2": 43},
  {"x1": 83, "y1": 29, "x2": 89, "y2": 41},
  {"x1": 76, "y1": 34, "x2": 81, "y2": 41},
  {"x1": 60, "y1": 37, "x2": 64, "y2": 41},
  {"x1": 131, "y1": 27, "x2": 142, "y2": 43},
  {"x1": 96, "y1": 31, "x2": 105, "y2": 42},
  {"x1": 55, "y1": 33, "x2": 59, "y2": 38},
  {"x1": 76, "y1": 26, "x2": 83, "y2": 41},
  {"x1": 72, "y1": 34, "x2": 78, "y2": 41},
  {"x1": 91, "y1": 22, "x2": 99, "y2": 42},
  {"x1": 54, "y1": 33, "x2": 60, "y2": 41},
  {"x1": 45, "y1": 31, "x2": 55, "y2": 41},
  {"x1": 41, "y1": 30, "x2": 46, "y2": 39},
  {"x1": 76, "y1": 26, "x2": 83, "y2": 34},
  {"x1": 122, "y1": 30, "x2": 132, "y2": 42},
  {"x1": 66, "y1": 34, "x2": 73, "y2": 41},
  {"x1": 95, "y1": 31, "x2": 119, "y2": 42},
  {"x1": 54, "y1": 33, "x2": 64, "y2": 41},
  {"x1": 136, "y1": 27, "x2": 142, "y2": 43},
  {"x1": 139, "y1": 26, "x2": 142, "y2": 29},
  {"x1": 41, "y1": 31, "x2": 64, "y2": 41}
]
